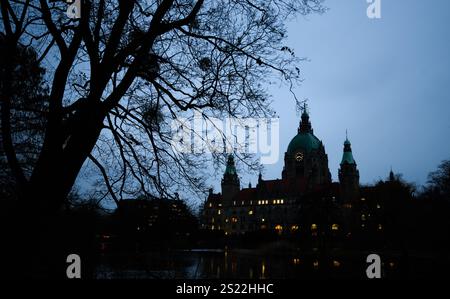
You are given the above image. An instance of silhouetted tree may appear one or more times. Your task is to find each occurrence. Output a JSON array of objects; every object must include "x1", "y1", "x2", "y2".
[
  {"x1": 424, "y1": 160, "x2": 450, "y2": 201},
  {"x1": 0, "y1": 37, "x2": 48, "y2": 200},
  {"x1": 1, "y1": 0, "x2": 326, "y2": 278},
  {"x1": 1, "y1": 0, "x2": 325, "y2": 207}
]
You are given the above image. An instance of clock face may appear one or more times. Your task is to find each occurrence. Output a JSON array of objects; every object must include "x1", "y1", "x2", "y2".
[{"x1": 295, "y1": 151, "x2": 304, "y2": 162}]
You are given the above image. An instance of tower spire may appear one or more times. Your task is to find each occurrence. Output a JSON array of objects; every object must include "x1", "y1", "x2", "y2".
[{"x1": 298, "y1": 103, "x2": 312, "y2": 134}]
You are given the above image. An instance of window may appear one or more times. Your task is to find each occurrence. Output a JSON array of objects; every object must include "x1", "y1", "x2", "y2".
[
  {"x1": 280, "y1": 199, "x2": 284, "y2": 204},
  {"x1": 378, "y1": 224, "x2": 383, "y2": 230},
  {"x1": 258, "y1": 200, "x2": 261, "y2": 205},
  {"x1": 291, "y1": 225, "x2": 299, "y2": 231},
  {"x1": 331, "y1": 224, "x2": 339, "y2": 231},
  {"x1": 361, "y1": 214, "x2": 366, "y2": 221},
  {"x1": 217, "y1": 210, "x2": 221, "y2": 215},
  {"x1": 273, "y1": 199, "x2": 277, "y2": 204},
  {"x1": 209, "y1": 203, "x2": 212, "y2": 208},
  {"x1": 241, "y1": 201, "x2": 244, "y2": 205},
  {"x1": 248, "y1": 210, "x2": 254, "y2": 215},
  {"x1": 265, "y1": 200, "x2": 269, "y2": 204},
  {"x1": 311, "y1": 224, "x2": 318, "y2": 231}
]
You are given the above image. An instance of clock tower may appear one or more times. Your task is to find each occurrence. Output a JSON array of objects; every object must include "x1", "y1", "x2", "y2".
[{"x1": 282, "y1": 105, "x2": 331, "y2": 186}]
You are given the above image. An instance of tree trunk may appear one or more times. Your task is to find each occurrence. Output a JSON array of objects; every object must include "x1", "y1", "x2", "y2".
[{"x1": 10, "y1": 106, "x2": 106, "y2": 279}]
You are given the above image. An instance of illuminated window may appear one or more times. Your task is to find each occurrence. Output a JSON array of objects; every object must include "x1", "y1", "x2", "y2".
[
  {"x1": 265, "y1": 200, "x2": 269, "y2": 204},
  {"x1": 248, "y1": 210, "x2": 254, "y2": 215},
  {"x1": 232, "y1": 217, "x2": 238, "y2": 223},
  {"x1": 378, "y1": 224, "x2": 383, "y2": 230},
  {"x1": 361, "y1": 214, "x2": 366, "y2": 221},
  {"x1": 225, "y1": 218, "x2": 229, "y2": 223},
  {"x1": 233, "y1": 201, "x2": 236, "y2": 206},
  {"x1": 273, "y1": 199, "x2": 276, "y2": 204},
  {"x1": 361, "y1": 198, "x2": 366, "y2": 201},
  {"x1": 274, "y1": 224, "x2": 283, "y2": 232},
  {"x1": 293, "y1": 258, "x2": 300, "y2": 265},
  {"x1": 262, "y1": 218, "x2": 265, "y2": 222},
  {"x1": 209, "y1": 203, "x2": 212, "y2": 208},
  {"x1": 218, "y1": 203, "x2": 222, "y2": 207},
  {"x1": 241, "y1": 201, "x2": 244, "y2": 205},
  {"x1": 333, "y1": 260, "x2": 341, "y2": 268},
  {"x1": 212, "y1": 217, "x2": 215, "y2": 223},
  {"x1": 280, "y1": 199, "x2": 284, "y2": 204},
  {"x1": 313, "y1": 260, "x2": 319, "y2": 269},
  {"x1": 291, "y1": 225, "x2": 299, "y2": 231},
  {"x1": 250, "y1": 201, "x2": 253, "y2": 205},
  {"x1": 218, "y1": 210, "x2": 221, "y2": 215},
  {"x1": 331, "y1": 224, "x2": 339, "y2": 231},
  {"x1": 311, "y1": 224, "x2": 318, "y2": 231},
  {"x1": 258, "y1": 200, "x2": 261, "y2": 205},
  {"x1": 211, "y1": 225, "x2": 215, "y2": 230},
  {"x1": 377, "y1": 204, "x2": 381, "y2": 209}
]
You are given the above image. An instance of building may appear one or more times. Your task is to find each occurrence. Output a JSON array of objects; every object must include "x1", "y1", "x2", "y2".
[{"x1": 201, "y1": 105, "x2": 370, "y2": 238}]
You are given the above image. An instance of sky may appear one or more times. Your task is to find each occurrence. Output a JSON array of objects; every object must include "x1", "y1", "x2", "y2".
[{"x1": 235, "y1": 0, "x2": 450, "y2": 189}]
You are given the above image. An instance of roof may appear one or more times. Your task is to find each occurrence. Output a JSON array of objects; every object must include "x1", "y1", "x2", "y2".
[
  {"x1": 341, "y1": 151, "x2": 356, "y2": 165},
  {"x1": 287, "y1": 132, "x2": 322, "y2": 154},
  {"x1": 224, "y1": 154, "x2": 237, "y2": 175}
]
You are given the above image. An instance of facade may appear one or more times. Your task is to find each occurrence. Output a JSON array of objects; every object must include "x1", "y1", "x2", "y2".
[{"x1": 201, "y1": 107, "x2": 368, "y2": 237}]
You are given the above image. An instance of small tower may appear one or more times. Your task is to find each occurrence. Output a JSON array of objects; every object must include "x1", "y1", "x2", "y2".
[
  {"x1": 338, "y1": 133, "x2": 360, "y2": 204},
  {"x1": 221, "y1": 154, "x2": 240, "y2": 206},
  {"x1": 389, "y1": 167, "x2": 395, "y2": 182}
]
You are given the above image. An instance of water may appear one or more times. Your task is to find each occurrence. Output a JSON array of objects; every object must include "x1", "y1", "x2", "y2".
[{"x1": 94, "y1": 248, "x2": 424, "y2": 279}]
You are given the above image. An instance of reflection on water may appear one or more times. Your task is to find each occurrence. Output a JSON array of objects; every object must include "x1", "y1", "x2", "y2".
[{"x1": 95, "y1": 248, "x2": 414, "y2": 279}]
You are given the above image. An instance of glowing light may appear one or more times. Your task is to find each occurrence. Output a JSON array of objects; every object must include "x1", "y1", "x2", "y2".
[
  {"x1": 313, "y1": 260, "x2": 319, "y2": 269},
  {"x1": 311, "y1": 224, "x2": 318, "y2": 231},
  {"x1": 331, "y1": 224, "x2": 339, "y2": 231},
  {"x1": 217, "y1": 210, "x2": 221, "y2": 215},
  {"x1": 333, "y1": 260, "x2": 341, "y2": 268},
  {"x1": 274, "y1": 225, "x2": 283, "y2": 234},
  {"x1": 378, "y1": 224, "x2": 383, "y2": 230},
  {"x1": 248, "y1": 210, "x2": 254, "y2": 215},
  {"x1": 291, "y1": 225, "x2": 299, "y2": 231}
]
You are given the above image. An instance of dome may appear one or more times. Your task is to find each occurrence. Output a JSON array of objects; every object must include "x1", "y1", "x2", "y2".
[{"x1": 287, "y1": 132, "x2": 322, "y2": 154}]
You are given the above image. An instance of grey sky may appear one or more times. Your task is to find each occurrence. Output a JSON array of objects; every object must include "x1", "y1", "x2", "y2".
[{"x1": 237, "y1": 0, "x2": 450, "y2": 188}]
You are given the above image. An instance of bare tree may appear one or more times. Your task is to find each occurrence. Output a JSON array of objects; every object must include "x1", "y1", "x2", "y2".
[{"x1": 1, "y1": 0, "x2": 325, "y2": 210}]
